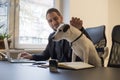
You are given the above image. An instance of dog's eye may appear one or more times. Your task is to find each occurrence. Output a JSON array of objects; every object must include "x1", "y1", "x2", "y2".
[{"x1": 59, "y1": 29, "x2": 62, "y2": 32}]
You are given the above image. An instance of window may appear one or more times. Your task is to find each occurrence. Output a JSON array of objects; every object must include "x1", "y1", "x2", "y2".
[
  {"x1": 0, "y1": 0, "x2": 9, "y2": 35},
  {"x1": 15, "y1": 0, "x2": 54, "y2": 49}
]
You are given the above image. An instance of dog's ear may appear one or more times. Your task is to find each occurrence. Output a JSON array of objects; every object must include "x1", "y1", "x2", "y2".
[{"x1": 63, "y1": 24, "x2": 70, "y2": 32}]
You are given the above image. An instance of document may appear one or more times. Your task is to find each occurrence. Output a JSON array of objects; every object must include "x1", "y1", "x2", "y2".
[{"x1": 58, "y1": 62, "x2": 94, "y2": 70}]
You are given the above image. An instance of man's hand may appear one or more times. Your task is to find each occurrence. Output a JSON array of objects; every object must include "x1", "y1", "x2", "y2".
[
  {"x1": 17, "y1": 52, "x2": 33, "y2": 59},
  {"x1": 70, "y1": 17, "x2": 83, "y2": 29}
]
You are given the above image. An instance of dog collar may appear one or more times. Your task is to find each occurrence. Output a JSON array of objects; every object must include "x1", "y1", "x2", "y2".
[{"x1": 70, "y1": 32, "x2": 83, "y2": 46}]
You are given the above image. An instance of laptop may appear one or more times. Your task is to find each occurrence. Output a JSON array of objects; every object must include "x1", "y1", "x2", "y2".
[{"x1": 3, "y1": 38, "x2": 36, "y2": 63}]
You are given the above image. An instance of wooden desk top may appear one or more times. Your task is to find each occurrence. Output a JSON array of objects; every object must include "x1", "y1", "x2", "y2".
[{"x1": 0, "y1": 61, "x2": 120, "y2": 80}]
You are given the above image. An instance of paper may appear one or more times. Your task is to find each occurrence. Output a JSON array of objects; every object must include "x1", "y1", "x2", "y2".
[{"x1": 58, "y1": 62, "x2": 94, "y2": 70}]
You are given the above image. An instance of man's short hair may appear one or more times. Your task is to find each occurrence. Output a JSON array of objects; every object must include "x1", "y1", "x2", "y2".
[{"x1": 46, "y1": 8, "x2": 61, "y2": 17}]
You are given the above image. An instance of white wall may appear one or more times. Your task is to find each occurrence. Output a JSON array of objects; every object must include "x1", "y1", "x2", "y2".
[{"x1": 69, "y1": 0, "x2": 108, "y2": 27}]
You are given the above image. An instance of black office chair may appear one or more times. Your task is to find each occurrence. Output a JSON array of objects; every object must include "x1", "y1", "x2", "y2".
[
  {"x1": 86, "y1": 25, "x2": 109, "y2": 67},
  {"x1": 107, "y1": 25, "x2": 120, "y2": 68}
]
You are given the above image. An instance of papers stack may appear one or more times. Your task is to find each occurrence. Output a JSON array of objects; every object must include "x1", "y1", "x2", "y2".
[{"x1": 58, "y1": 62, "x2": 94, "y2": 70}]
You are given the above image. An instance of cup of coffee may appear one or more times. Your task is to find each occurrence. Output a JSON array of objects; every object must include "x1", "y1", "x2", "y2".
[{"x1": 49, "y1": 59, "x2": 58, "y2": 72}]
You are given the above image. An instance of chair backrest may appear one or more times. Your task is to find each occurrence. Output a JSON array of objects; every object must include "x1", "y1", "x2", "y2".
[
  {"x1": 86, "y1": 25, "x2": 107, "y2": 67},
  {"x1": 86, "y1": 25, "x2": 107, "y2": 48},
  {"x1": 107, "y1": 25, "x2": 120, "y2": 68}
]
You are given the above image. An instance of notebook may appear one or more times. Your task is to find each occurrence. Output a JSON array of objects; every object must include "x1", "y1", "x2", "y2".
[
  {"x1": 58, "y1": 62, "x2": 94, "y2": 70},
  {"x1": 3, "y1": 38, "x2": 36, "y2": 63}
]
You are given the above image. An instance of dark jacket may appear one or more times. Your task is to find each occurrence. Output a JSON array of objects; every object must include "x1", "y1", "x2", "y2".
[{"x1": 32, "y1": 27, "x2": 91, "y2": 62}]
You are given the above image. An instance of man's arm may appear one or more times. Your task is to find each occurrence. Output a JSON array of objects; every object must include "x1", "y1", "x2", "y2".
[
  {"x1": 80, "y1": 27, "x2": 92, "y2": 40},
  {"x1": 31, "y1": 33, "x2": 55, "y2": 61}
]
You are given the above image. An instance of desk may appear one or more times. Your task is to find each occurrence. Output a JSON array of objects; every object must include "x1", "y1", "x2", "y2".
[{"x1": 0, "y1": 61, "x2": 120, "y2": 80}]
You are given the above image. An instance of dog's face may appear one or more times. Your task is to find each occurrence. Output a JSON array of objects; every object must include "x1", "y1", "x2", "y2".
[{"x1": 53, "y1": 24, "x2": 70, "y2": 41}]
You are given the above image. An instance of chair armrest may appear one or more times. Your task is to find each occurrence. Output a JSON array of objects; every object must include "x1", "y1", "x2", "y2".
[
  {"x1": 101, "y1": 47, "x2": 109, "y2": 59},
  {"x1": 96, "y1": 47, "x2": 109, "y2": 59},
  {"x1": 96, "y1": 47, "x2": 109, "y2": 67}
]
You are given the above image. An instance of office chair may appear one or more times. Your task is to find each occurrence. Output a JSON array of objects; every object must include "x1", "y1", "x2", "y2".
[
  {"x1": 86, "y1": 25, "x2": 109, "y2": 67},
  {"x1": 107, "y1": 25, "x2": 120, "y2": 68}
]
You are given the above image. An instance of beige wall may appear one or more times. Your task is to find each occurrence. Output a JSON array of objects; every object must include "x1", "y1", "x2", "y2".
[
  {"x1": 70, "y1": 0, "x2": 108, "y2": 27},
  {"x1": 108, "y1": 0, "x2": 120, "y2": 49}
]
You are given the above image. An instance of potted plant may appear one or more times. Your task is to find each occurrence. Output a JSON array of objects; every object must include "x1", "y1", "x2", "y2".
[{"x1": 0, "y1": 24, "x2": 11, "y2": 49}]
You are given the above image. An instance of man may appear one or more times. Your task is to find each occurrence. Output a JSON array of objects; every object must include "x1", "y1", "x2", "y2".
[{"x1": 18, "y1": 8, "x2": 91, "y2": 62}]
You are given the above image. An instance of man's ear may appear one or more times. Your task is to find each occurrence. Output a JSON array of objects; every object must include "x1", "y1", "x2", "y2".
[{"x1": 63, "y1": 24, "x2": 70, "y2": 32}]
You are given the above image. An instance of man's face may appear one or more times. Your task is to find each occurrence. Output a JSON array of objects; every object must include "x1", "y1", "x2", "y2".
[{"x1": 46, "y1": 12, "x2": 63, "y2": 31}]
